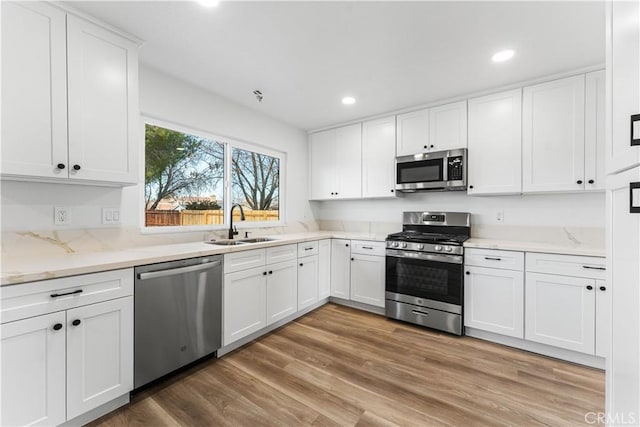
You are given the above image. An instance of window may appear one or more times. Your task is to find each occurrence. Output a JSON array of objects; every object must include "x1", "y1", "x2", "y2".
[{"x1": 143, "y1": 121, "x2": 283, "y2": 229}]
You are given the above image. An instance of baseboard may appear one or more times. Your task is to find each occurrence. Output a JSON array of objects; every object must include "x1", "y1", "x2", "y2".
[
  {"x1": 218, "y1": 297, "x2": 330, "y2": 357},
  {"x1": 465, "y1": 327, "x2": 606, "y2": 369},
  {"x1": 60, "y1": 394, "x2": 129, "y2": 427},
  {"x1": 329, "y1": 296, "x2": 385, "y2": 315}
]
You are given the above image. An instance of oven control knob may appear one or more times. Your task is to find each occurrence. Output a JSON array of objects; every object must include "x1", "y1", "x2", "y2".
[
  {"x1": 444, "y1": 246, "x2": 453, "y2": 252},
  {"x1": 434, "y1": 245, "x2": 443, "y2": 251},
  {"x1": 392, "y1": 242, "x2": 399, "y2": 248},
  {"x1": 417, "y1": 244, "x2": 424, "y2": 250},
  {"x1": 401, "y1": 243, "x2": 407, "y2": 248}
]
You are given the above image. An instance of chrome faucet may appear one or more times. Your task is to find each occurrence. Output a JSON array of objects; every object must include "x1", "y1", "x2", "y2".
[{"x1": 228, "y1": 204, "x2": 246, "y2": 239}]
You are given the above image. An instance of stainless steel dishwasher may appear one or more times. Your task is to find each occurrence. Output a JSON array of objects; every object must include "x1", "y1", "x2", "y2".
[{"x1": 134, "y1": 255, "x2": 222, "y2": 389}]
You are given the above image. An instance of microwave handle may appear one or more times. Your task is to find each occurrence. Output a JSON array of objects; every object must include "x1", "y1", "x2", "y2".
[{"x1": 442, "y1": 157, "x2": 448, "y2": 181}]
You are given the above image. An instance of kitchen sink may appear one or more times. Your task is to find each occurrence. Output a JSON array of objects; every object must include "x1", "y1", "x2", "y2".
[
  {"x1": 239, "y1": 237, "x2": 277, "y2": 243},
  {"x1": 205, "y1": 240, "x2": 248, "y2": 246}
]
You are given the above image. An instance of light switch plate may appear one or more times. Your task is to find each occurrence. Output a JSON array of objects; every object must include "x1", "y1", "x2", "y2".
[
  {"x1": 102, "y1": 208, "x2": 121, "y2": 225},
  {"x1": 54, "y1": 207, "x2": 69, "y2": 225}
]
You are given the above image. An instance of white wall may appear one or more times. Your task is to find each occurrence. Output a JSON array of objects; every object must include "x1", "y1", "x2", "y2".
[
  {"x1": 312, "y1": 191, "x2": 605, "y2": 228},
  {"x1": 0, "y1": 66, "x2": 311, "y2": 232}
]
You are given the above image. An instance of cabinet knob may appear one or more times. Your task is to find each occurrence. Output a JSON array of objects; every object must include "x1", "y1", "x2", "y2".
[
  {"x1": 299, "y1": 263, "x2": 303, "y2": 267},
  {"x1": 268, "y1": 271, "x2": 273, "y2": 275},
  {"x1": 391, "y1": 189, "x2": 394, "y2": 193},
  {"x1": 53, "y1": 323, "x2": 63, "y2": 331},
  {"x1": 57, "y1": 163, "x2": 66, "y2": 170},
  {"x1": 330, "y1": 192, "x2": 334, "y2": 195},
  {"x1": 586, "y1": 285, "x2": 593, "y2": 290},
  {"x1": 577, "y1": 180, "x2": 583, "y2": 185},
  {"x1": 469, "y1": 185, "x2": 474, "y2": 189},
  {"x1": 263, "y1": 271, "x2": 267, "y2": 276},
  {"x1": 430, "y1": 144, "x2": 434, "y2": 148},
  {"x1": 73, "y1": 164, "x2": 81, "y2": 171},
  {"x1": 423, "y1": 145, "x2": 427, "y2": 149},
  {"x1": 351, "y1": 257, "x2": 354, "y2": 261},
  {"x1": 345, "y1": 244, "x2": 349, "y2": 247},
  {"x1": 335, "y1": 192, "x2": 338, "y2": 195},
  {"x1": 72, "y1": 319, "x2": 81, "y2": 326},
  {"x1": 588, "y1": 179, "x2": 595, "y2": 184},
  {"x1": 600, "y1": 286, "x2": 606, "y2": 291},
  {"x1": 466, "y1": 271, "x2": 470, "y2": 275}
]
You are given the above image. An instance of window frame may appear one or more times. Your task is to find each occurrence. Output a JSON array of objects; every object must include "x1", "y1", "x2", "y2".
[{"x1": 140, "y1": 116, "x2": 286, "y2": 233}]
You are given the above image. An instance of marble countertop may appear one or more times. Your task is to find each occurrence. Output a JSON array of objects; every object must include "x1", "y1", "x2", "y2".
[
  {"x1": 2, "y1": 231, "x2": 605, "y2": 286},
  {"x1": 464, "y1": 238, "x2": 605, "y2": 258},
  {"x1": 1, "y1": 231, "x2": 388, "y2": 286}
]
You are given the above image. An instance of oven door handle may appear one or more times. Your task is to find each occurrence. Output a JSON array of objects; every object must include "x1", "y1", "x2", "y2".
[{"x1": 385, "y1": 250, "x2": 463, "y2": 264}]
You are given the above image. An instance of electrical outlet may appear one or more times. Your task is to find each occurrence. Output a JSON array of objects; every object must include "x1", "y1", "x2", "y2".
[
  {"x1": 54, "y1": 207, "x2": 69, "y2": 225},
  {"x1": 102, "y1": 208, "x2": 121, "y2": 225},
  {"x1": 495, "y1": 210, "x2": 505, "y2": 223}
]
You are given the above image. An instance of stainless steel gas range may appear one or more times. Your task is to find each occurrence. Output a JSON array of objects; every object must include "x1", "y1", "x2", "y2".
[{"x1": 385, "y1": 211, "x2": 471, "y2": 335}]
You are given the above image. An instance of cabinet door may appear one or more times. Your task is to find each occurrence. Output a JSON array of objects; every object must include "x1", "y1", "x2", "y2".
[
  {"x1": 66, "y1": 296, "x2": 133, "y2": 420},
  {"x1": 67, "y1": 15, "x2": 139, "y2": 184},
  {"x1": 1, "y1": 1, "x2": 68, "y2": 179},
  {"x1": 224, "y1": 267, "x2": 266, "y2": 345},
  {"x1": 522, "y1": 75, "x2": 586, "y2": 193},
  {"x1": 585, "y1": 70, "x2": 605, "y2": 191},
  {"x1": 266, "y1": 260, "x2": 297, "y2": 325},
  {"x1": 429, "y1": 100, "x2": 467, "y2": 151},
  {"x1": 396, "y1": 109, "x2": 429, "y2": 156},
  {"x1": 362, "y1": 116, "x2": 396, "y2": 198},
  {"x1": 1, "y1": 312, "x2": 66, "y2": 427},
  {"x1": 318, "y1": 239, "x2": 331, "y2": 299},
  {"x1": 309, "y1": 129, "x2": 337, "y2": 200},
  {"x1": 464, "y1": 266, "x2": 524, "y2": 338},
  {"x1": 467, "y1": 89, "x2": 522, "y2": 195},
  {"x1": 335, "y1": 124, "x2": 362, "y2": 199},
  {"x1": 330, "y1": 239, "x2": 351, "y2": 299},
  {"x1": 298, "y1": 255, "x2": 319, "y2": 310},
  {"x1": 608, "y1": 0, "x2": 640, "y2": 174},
  {"x1": 350, "y1": 254, "x2": 385, "y2": 308},
  {"x1": 525, "y1": 272, "x2": 595, "y2": 354},
  {"x1": 595, "y1": 279, "x2": 610, "y2": 358}
]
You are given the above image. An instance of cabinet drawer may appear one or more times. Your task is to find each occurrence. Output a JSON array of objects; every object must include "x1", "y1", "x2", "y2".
[
  {"x1": 525, "y1": 252, "x2": 606, "y2": 279},
  {"x1": 224, "y1": 249, "x2": 266, "y2": 274},
  {"x1": 465, "y1": 248, "x2": 524, "y2": 270},
  {"x1": 298, "y1": 241, "x2": 319, "y2": 257},
  {"x1": 1, "y1": 268, "x2": 133, "y2": 324},
  {"x1": 351, "y1": 240, "x2": 386, "y2": 256},
  {"x1": 266, "y1": 244, "x2": 297, "y2": 264}
]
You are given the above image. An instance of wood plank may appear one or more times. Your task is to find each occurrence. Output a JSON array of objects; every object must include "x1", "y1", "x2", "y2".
[{"x1": 89, "y1": 303, "x2": 604, "y2": 427}]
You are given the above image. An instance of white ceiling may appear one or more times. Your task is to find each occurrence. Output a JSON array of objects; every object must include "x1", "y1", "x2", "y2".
[{"x1": 67, "y1": 1, "x2": 605, "y2": 131}]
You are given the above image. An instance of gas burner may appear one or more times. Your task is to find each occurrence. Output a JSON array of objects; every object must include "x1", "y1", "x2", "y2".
[{"x1": 386, "y1": 211, "x2": 471, "y2": 255}]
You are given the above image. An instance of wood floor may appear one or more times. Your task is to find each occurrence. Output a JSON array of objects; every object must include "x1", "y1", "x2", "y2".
[{"x1": 90, "y1": 303, "x2": 605, "y2": 427}]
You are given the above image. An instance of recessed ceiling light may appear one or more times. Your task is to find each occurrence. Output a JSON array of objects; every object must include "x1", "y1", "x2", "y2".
[
  {"x1": 342, "y1": 97, "x2": 356, "y2": 105},
  {"x1": 492, "y1": 49, "x2": 515, "y2": 63},
  {"x1": 198, "y1": 0, "x2": 219, "y2": 7}
]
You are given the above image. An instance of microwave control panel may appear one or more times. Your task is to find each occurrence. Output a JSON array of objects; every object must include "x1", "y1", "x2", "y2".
[{"x1": 448, "y1": 156, "x2": 464, "y2": 181}]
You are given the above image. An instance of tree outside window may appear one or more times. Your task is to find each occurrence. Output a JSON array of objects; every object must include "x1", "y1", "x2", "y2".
[{"x1": 231, "y1": 147, "x2": 280, "y2": 222}]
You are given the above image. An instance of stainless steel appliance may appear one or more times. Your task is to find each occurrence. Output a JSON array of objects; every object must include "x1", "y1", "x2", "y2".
[
  {"x1": 385, "y1": 211, "x2": 471, "y2": 335},
  {"x1": 395, "y1": 148, "x2": 467, "y2": 192},
  {"x1": 134, "y1": 256, "x2": 222, "y2": 389}
]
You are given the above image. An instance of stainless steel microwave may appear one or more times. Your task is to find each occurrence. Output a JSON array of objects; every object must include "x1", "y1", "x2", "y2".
[{"x1": 395, "y1": 148, "x2": 467, "y2": 192}]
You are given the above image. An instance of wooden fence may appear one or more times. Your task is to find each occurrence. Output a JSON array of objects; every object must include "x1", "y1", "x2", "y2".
[{"x1": 145, "y1": 209, "x2": 279, "y2": 226}]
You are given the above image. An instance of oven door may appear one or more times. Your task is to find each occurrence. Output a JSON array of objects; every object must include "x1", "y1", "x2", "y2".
[
  {"x1": 385, "y1": 250, "x2": 463, "y2": 312},
  {"x1": 395, "y1": 155, "x2": 447, "y2": 191}
]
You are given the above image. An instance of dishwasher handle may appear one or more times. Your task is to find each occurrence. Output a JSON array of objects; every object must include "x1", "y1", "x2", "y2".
[{"x1": 137, "y1": 260, "x2": 221, "y2": 281}]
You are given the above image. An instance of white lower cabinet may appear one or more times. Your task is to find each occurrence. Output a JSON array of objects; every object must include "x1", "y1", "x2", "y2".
[
  {"x1": 1, "y1": 312, "x2": 67, "y2": 427},
  {"x1": 350, "y1": 253, "x2": 385, "y2": 307},
  {"x1": 525, "y1": 272, "x2": 595, "y2": 354},
  {"x1": 330, "y1": 239, "x2": 351, "y2": 299},
  {"x1": 0, "y1": 269, "x2": 134, "y2": 427},
  {"x1": 464, "y1": 265, "x2": 524, "y2": 338},
  {"x1": 298, "y1": 255, "x2": 319, "y2": 310},
  {"x1": 66, "y1": 297, "x2": 133, "y2": 420},
  {"x1": 266, "y1": 260, "x2": 297, "y2": 326},
  {"x1": 224, "y1": 266, "x2": 267, "y2": 346}
]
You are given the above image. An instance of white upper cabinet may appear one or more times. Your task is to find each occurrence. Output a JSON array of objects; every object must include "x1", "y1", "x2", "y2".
[
  {"x1": 396, "y1": 109, "x2": 429, "y2": 156},
  {"x1": 1, "y1": 2, "x2": 68, "y2": 180},
  {"x1": 362, "y1": 116, "x2": 396, "y2": 198},
  {"x1": 522, "y1": 75, "x2": 586, "y2": 193},
  {"x1": 467, "y1": 89, "x2": 522, "y2": 195},
  {"x1": 585, "y1": 70, "x2": 606, "y2": 190},
  {"x1": 309, "y1": 124, "x2": 362, "y2": 200},
  {"x1": 1, "y1": 3, "x2": 139, "y2": 186},
  {"x1": 66, "y1": 15, "x2": 139, "y2": 184},
  {"x1": 429, "y1": 100, "x2": 468, "y2": 151},
  {"x1": 608, "y1": 0, "x2": 640, "y2": 174}
]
